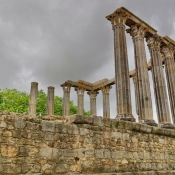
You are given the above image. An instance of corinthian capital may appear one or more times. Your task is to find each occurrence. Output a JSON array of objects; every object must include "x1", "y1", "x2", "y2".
[
  {"x1": 62, "y1": 84, "x2": 71, "y2": 93},
  {"x1": 146, "y1": 35, "x2": 162, "y2": 51},
  {"x1": 75, "y1": 87, "x2": 85, "y2": 95},
  {"x1": 108, "y1": 10, "x2": 129, "y2": 27},
  {"x1": 161, "y1": 45, "x2": 174, "y2": 58},
  {"x1": 101, "y1": 86, "x2": 112, "y2": 95},
  {"x1": 126, "y1": 25, "x2": 146, "y2": 39},
  {"x1": 87, "y1": 91, "x2": 99, "y2": 98}
]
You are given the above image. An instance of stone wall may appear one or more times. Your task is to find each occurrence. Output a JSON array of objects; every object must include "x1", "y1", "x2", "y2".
[{"x1": 1, "y1": 111, "x2": 175, "y2": 175}]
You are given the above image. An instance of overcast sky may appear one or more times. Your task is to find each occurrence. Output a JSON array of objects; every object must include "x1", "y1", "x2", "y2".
[{"x1": 0, "y1": 0, "x2": 175, "y2": 121}]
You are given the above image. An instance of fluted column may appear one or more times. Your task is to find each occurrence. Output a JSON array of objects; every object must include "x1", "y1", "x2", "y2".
[
  {"x1": 46, "y1": 86, "x2": 55, "y2": 116},
  {"x1": 147, "y1": 36, "x2": 173, "y2": 128},
  {"x1": 106, "y1": 10, "x2": 134, "y2": 121},
  {"x1": 75, "y1": 87, "x2": 85, "y2": 115},
  {"x1": 87, "y1": 91, "x2": 99, "y2": 116},
  {"x1": 62, "y1": 84, "x2": 71, "y2": 116},
  {"x1": 132, "y1": 75, "x2": 139, "y2": 117},
  {"x1": 162, "y1": 45, "x2": 175, "y2": 126},
  {"x1": 28, "y1": 82, "x2": 38, "y2": 116},
  {"x1": 101, "y1": 86, "x2": 112, "y2": 118},
  {"x1": 127, "y1": 25, "x2": 156, "y2": 126}
]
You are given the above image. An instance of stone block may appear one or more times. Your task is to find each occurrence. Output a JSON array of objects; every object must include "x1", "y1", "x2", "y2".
[
  {"x1": 80, "y1": 128, "x2": 89, "y2": 135},
  {"x1": 52, "y1": 148, "x2": 63, "y2": 158},
  {"x1": 39, "y1": 148, "x2": 52, "y2": 157},
  {"x1": 0, "y1": 121, "x2": 7, "y2": 128},
  {"x1": 15, "y1": 118, "x2": 26, "y2": 129},
  {"x1": 111, "y1": 131, "x2": 122, "y2": 139},
  {"x1": 93, "y1": 116, "x2": 103, "y2": 126},
  {"x1": 67, "y1": 114, "x2": 93, "y2": 124},
  {"x1": 95, "y1": 149, "x2": 104, "y2": 158},
  {"x1": 44, "y1": 133, "x2": 54, "y2": 141},
  {"x1": 68, "y1": 125, "x2": 79, "y2": 135},
  {"x1": 41, "y1": 121, "x2": 55, "y2": 132},
  {"x1": 55, "y1": 124, "x2": 67, "y2": 133}
]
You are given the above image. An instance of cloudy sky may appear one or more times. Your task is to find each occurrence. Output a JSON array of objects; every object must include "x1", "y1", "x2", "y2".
[{"x1": 0, "y1": 0, "x2": 175, "y2": 121}]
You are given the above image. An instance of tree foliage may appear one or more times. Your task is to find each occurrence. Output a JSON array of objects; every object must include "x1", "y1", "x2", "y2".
[{"x1": 0, "y1": 88, "x2": 90, "y2": 116}]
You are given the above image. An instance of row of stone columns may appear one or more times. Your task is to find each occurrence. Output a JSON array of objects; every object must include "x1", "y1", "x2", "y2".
[
  {"x1": 28, "y1": 82, "x2": 112, "y2": 117},
  {"x1": 62, "y1": 84, "x2": 112, "y2": 117},
  {"x1": 107, "y1": 10, "x2": 175, "y2": 128},
  {"x1": 28, "y1": 82, "x2": 55, "y2": 116}
]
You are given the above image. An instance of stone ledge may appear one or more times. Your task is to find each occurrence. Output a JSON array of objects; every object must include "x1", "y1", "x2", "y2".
[{"x1": 68, "y1": 115, "x2": 175, "y2": 137}]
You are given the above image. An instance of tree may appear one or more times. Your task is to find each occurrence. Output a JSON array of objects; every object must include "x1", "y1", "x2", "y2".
[{"x1": 0, "y1": 88, "x2": 90, "y2": 116}]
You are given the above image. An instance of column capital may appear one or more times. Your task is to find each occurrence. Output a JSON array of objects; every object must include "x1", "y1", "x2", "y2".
[
  {"x1": 107, "y1": 10, "x2": 129, "y2": 27},
  {"x1": 146, "y1": 35, "x2": 162, "y2": 51},
  {"x1": 101, "y1": 86, "x2": 112, "y2": 95},
  {"x1": 87, "y1": 91, "x2": 99, "y2": 98},
  {"x1": 161, "y1": 45, "x2": 174, "y2": 58},
  {"x1": 75, "y1": 87, "x2": 85, "y2": 95},
  {"x1": 126, "y1": 25, "x2": 146, "y2": 39},
  {"x1": 62, "y1": 84, "x2": 71, "y2": 93},
  {"x1": 48, "y1": 86, "x2": 55, "y2": 90}
]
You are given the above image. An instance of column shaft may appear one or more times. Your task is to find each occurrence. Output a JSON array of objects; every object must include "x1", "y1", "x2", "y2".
[
  {"x1": 87, "y1": 91, "x2": 99, "y2": 116},
  {"x1": 132, "y1": 75, "x2": 139, "y2": 117},
  {"x1": 107, "y1": 11, "x2": 134, "y2": 121},
  {"x1": 62, "y1": 85, "x2": 71, "y2": 116},
  {"x1": 127, "y1": 25, "x2": 156, "y2": 126},
  {"x1": 102, "y1": 86, "x2": 111, "y2": 118},
  {"x1": 147, "y1": 37, "x2": 173, "y2": 128},
  {"x1": 162, "y1": 45, "x2": 175, "y2": 125},
  {"x1": 47, "y1": 86, "x2": 55, "y2": 116},
  {"x1": 28, "y1": 82, "x2": 38, "y2": 116},
  {"x1": 75, "y1": 87, "x2": 85, "y2": 115}
]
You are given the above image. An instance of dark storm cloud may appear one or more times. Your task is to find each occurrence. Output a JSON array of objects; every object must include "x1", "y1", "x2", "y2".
[{"x1": 0, "y1": 0, "x2": 174, "y2": 118}]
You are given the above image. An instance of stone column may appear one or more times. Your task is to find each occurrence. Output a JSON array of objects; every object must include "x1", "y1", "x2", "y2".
[
  {"x1": 75, "y1": 87, "x2": 85, "y2": 115},
  {"x1": 62, "y1": 84, "x2": 71, "y2": 116},
  {"x1": 101, "y1": 86, "x2": 112, "y2": 118},
  {"x1": 87, "y1": 91, "x2": 99, "y2": 116},
  {"x1": 46, "y1": 86, "x2": 55, "y2": 116},
  {"x1": 132, "y1": 75, "x2": 139, "y2": 117},
  {"x1": 162, "y1": 45, "x2": 175, "y2": 126},
  {"x1": 127, "y1": 25, "x2": 156, "y2": 126},
  {"x1": 106, "y1": 11, "x2": 135, "y2": 121},
  {"x1": 147, "y1": 36, "x2": 173, "y2": 128},
  {"x1": 28, "y1": 82, "x2": 38, "y2": 116}
]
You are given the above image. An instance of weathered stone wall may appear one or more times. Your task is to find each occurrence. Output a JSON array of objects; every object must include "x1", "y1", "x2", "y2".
[{"x1": 1, "y1": 111, "x2": 175, "y2": 175}]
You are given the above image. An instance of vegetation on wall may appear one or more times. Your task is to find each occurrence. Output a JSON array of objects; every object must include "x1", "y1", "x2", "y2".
[{"x1": 0, "y1": 88, "x2": 90, "y2": 116}]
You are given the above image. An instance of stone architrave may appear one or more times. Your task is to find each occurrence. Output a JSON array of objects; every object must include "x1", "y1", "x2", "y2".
[
  {"x1": 28, "y1": 82, "x2": 38, "y2": 116},
  {"x1": 62, "y1": 84, "x2": 71, "y2": 116},
  {"x1": 132, "y1": 75, "x2": 139, "y2": 117},
  {"x1": 147, "y1": 36, "x2": 174, "y2": 128},
  {"x1": 75, "y1": 87, "x2": 85, "y2": 115},
  {"x1": 46, "y1": 86, "x2": 55, "y2": 116},
  {"x1": 127, "y1": 25, "x2": 156, "y2": 126},
  {"x1": 162, "y1": 45, "x2": 175, "y2": 126},
  {"x1": 106, "y1": 10, "x2": 135, "y2": 121},
  {"x1": 87, "y1": 91, "x2": 99, "y2": 116},
  {"x1": 101, "y1": 86, "x2": 112, "y2": 118}
]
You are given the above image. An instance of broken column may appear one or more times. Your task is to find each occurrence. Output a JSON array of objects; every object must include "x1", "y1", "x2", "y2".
[
  {"x1": 101, "y1": 85, "x2": 112, "y2": 118},
  {"x1": 127, "y1": 25, "x2": 156, "y2": 126},
  {"x1": 87, "y1": 91, "x2": 99, "y2": 116},
  {"x1": 75, "y1": 87, "x2": 85, "y2": 115},
  {"x1": 106, "y1": 10, "x2": 135, "y2": 121},
  {"x1": 62, "y1": 84, "x2": 71, "y2": 116},
  {"x1": 162, "y1": 45, "x2": 175, "y2": 126},
  {"x1": 46, "y1": 86, "x2": 55, "y2": 116},
  {"x1": 28, "y1": 82, "x2": 38, "y2": 116},
  {"x1": 147, "y1": 36, "x2": 173, "y2": 128}
]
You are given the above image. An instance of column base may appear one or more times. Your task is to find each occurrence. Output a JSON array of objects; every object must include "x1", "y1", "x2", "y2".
[
  {"x1": 116, "y1": 114, "x2": 136, "y2": 122},
  {"x1": 139, "y1": 119, "x2": 158, "y2": 126},
  {"x1": 159, "y1": 123, "x2": 175, "y2": 129}
]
